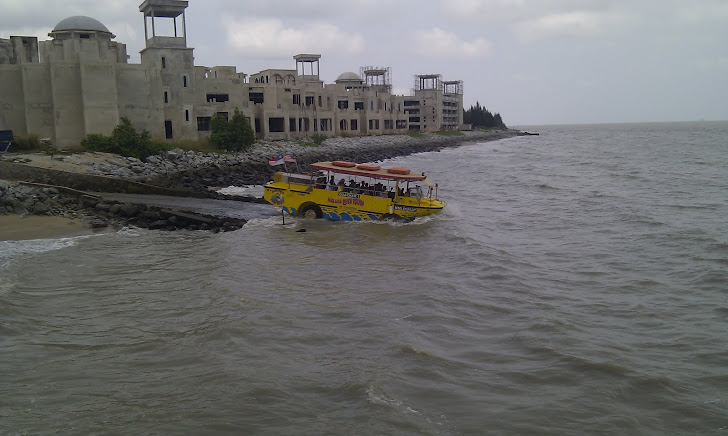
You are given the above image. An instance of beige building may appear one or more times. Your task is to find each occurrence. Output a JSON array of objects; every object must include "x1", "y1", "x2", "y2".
[{"x1": 0, "y1": 0, "x2": 464, "y2": 149}]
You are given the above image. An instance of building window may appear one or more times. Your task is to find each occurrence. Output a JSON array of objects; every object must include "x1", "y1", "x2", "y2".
[
  {"x1": 216, "y1": 112, "x2": 229, "y2": 120},
  {"x1": 354, "y1": 102, "x2": 364, "y2": 110},
  {"x1": 305, "y1": 96, "x2": 314, "y2": 106},
  {"x1": 338, "y1": 100, "x2": 349, "y2": 109},
  {"x1": 351, "y1": 119, "x2": 358, "y2": 131},
  {"x1": 289, "y1": 118, "x2": 296, "y2": 132},
  {"x1": 164, "y1": 92, "x2": 168, "y2": 104},
  {"x1": 396, "y1": 120, "x2": 407, "y2": 129},
  {"x1": 206, "y1": 93, "x2": 229, "y2": 103},
  {"x1": 165, "y1": 120, "x2": 173, "y2": 139},
  {"x1": 249, "y1": 92, "x2": 264, "y2": 104},
  {"x1": 375, "y1": 120, "x2": 380, "y2": 129},
  {"x1": 384, "y1": 120, "x2": 393, "y2": 129},
  {"x1": 197, "y1": 117, "x2": 211, "y2": 131},
  {"x1": 185, "y1": 110, "x2": 189, "y2": 122},
  {"x1": 409, "y1": 116, "x2": 421, "y2": 122},
  {"x1": 162, "y1": 57, "x2": 166, "y2": 68},
  {"x1": 404, "y1": 100, "x2": 419, "y2": 106},
  {"x1": 339, "y1": 119, "x2": 348, "y2": 131},
  {"x1": 318, "y1": 95, "x2": 322, "y2": 107},
  {"x1": 183, "y1": 76, "x2": 188, "y2": 87},
  {"x1": 269, "y1": 117, "x2": 285, "y2": 133},
  {"x1": 293, "y1": 94, "x2": 300, "y2": 105}
]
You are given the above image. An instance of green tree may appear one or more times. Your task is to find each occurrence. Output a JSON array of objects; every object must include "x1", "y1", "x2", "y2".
[
  {"x1": 82, "y1": 117, "x2": 167, "y2": 159},
  {"x1": 463, "y1": 102, "x2": 506, "y2": 128},
  {"x1": 210, "y1": 108, "x2": 255, "y2": 151}
]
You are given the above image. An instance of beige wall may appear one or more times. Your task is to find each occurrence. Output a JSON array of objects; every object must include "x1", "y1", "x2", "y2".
[
  {"x1": 22, "y1": 64, "x2": 54, "y2": 139},
  {"x1": 0, "y1": 66, "x2": 26, "y2": 131}
]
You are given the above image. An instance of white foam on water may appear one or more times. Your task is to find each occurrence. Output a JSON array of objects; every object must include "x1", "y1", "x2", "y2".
[
  {"x1": 365, "y1": 383, "x2": 420, "y2": 415},
  {"x1": 217, "y1": 185, "x2": 265, "y2": 197},
  {"x1": 1, "y1": 235, "x2": 85, "y2": 259},
  {"x1": 0, "y1": 234, "x2": 107, "y2": 278}
]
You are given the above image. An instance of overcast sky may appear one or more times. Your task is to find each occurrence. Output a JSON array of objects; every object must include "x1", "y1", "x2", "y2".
[{"x1": 2, "y1": 0, "x2": 727, "y2": 126}]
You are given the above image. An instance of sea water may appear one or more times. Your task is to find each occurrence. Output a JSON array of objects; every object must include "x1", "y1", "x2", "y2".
[{"x1": 1, "y1": 121, "x2": 727, "y2": 434}]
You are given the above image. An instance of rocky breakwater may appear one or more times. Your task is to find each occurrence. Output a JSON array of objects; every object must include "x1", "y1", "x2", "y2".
[
  {"x1": 0, "y1": 180, "x2": 246, "y2": 233},
  {"x1": 81, "y1": 129, "x2": 520, "y2": 193}
]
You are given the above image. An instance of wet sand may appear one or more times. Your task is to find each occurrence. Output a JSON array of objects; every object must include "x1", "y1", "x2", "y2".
[{"x1": 0, "y1": 215, "x2": 101, "y2": 241}]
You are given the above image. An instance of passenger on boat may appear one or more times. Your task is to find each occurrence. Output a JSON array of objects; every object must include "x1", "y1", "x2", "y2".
[{"x1": 328, "y1": 176, "x2": 337, "y2": 191}]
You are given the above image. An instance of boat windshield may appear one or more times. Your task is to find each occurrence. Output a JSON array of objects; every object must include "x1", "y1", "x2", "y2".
[{"x1": 408, "y1": 186, "x2": 424, "y2": 198}]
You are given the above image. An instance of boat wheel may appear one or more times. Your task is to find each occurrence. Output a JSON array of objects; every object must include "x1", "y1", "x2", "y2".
[{"x1": 300, "y1": 204, "x2": 323, "y2": 219}]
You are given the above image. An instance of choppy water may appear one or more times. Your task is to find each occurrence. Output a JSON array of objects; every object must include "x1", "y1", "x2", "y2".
[{"x1": 2, "y1": 121, "x2": 727, "y2": 435}]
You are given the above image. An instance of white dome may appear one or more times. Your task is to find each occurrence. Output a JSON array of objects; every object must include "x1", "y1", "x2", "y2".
[
  {"x1": 53, "y1": 16, "x2": 111, "y2": 34},
  {"x1": 336, "y1": 72, "x2": 362, "y2": 82}
]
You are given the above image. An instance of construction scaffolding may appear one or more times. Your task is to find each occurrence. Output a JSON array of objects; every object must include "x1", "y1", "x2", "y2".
[{"x1": 360, "y1": 66, "x2": 391, "y2": 93}]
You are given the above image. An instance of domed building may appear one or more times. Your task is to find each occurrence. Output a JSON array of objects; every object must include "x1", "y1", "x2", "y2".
[
  {"x1": 50, "y1": 16, "x2": 115, "y2": 38},
  {"x1": 0, "y1": 1, "x2": 463, "y2": 148},
  {"x1": 335, "y1": 72, "x2": 363, "y2": 84}
]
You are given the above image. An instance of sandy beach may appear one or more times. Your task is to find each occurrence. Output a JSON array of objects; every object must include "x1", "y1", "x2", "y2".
[{"x1": 0, "y1": 215, "x2": 103, "y2": 241}]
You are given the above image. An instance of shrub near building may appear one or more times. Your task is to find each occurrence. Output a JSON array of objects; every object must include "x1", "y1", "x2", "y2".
[
  {"x1": 210, "y1": 108, "x2": 256, "y2": 152},
  {"x1": 82, "y1": 118, "x2": 170, "y2": 160}
]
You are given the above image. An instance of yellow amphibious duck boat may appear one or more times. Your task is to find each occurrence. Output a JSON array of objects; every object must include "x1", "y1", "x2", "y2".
[{"x1": 263, "y1": 160, "x2": 445, "y2": 221}]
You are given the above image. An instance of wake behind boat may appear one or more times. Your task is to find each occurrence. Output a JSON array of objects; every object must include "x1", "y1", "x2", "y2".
[{"x1": 263, "y1": 159, "x2": 445, "y2": 221}]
